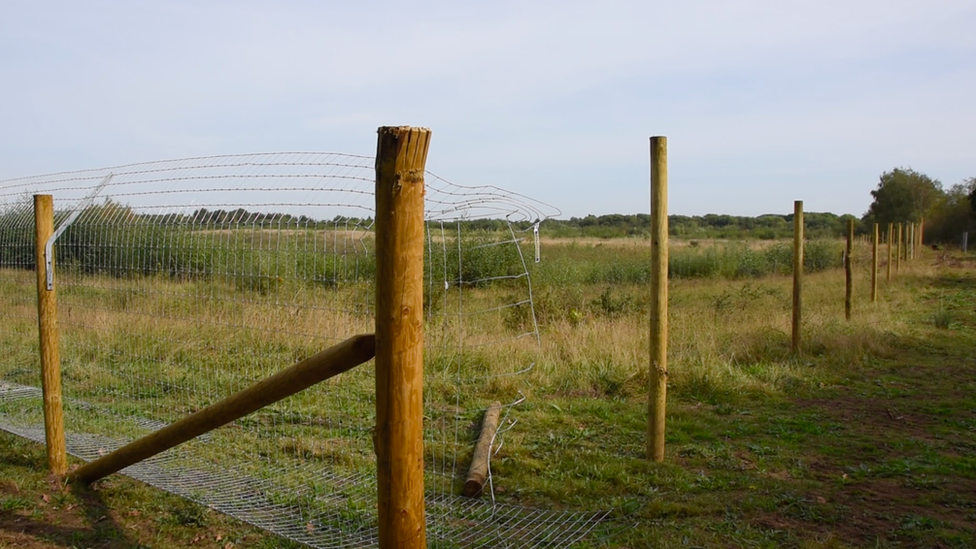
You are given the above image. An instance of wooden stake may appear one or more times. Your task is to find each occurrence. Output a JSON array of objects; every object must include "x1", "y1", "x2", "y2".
[
  {"x1": 34, "y1": 194, "x2": 67, "y2": 476},
  {"x1": 648, "y1": 136, "x2": 669, "y2": 462},
  {"x1": 896, "y1": 223, "x2": 903, "y2": 271},
  {"x1": 845, "y1": 219, "x2": 853, "y2": 321},
  {"x1": 463, "y1": 402, "x2": 502, "y2": 498},
  {"x1": 886, "y1": 222, "x2": 893, "y2": 282},
  {"x1": 906, "y1": 223, "x2": 911, "y2": 261},
  {"x1": 71, "y1": 334, "x2": 376, "y2": 484},
  {"x1": 908, "y1": 223, "x2": 915, "y2": 261},
  {"x1": 871, "y1": 223, "x2": 879, "y2": 303},
  {"x1": 375, "y1": 126, "x2": 429, "y2": 548},
  {"x1": 792, "y1": 200, "x2": 803, "y2": 354}
]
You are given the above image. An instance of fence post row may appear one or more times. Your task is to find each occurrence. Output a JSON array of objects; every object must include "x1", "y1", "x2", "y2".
[
  {"x1": 26, "y1": 133, "x2": 940, "y2": 542},
  {"x1": 792, "y1": 200, "x2": 803, "y2": 354},
  {"x1": 374, "y1": 126, "x2": 430, "y2": 548},
  {"x1": 33, "y1": 195, "x2": 67, "y2": 476},
  {"x1": 648, "y1": 136, "x2": 669, "y2": 462}
]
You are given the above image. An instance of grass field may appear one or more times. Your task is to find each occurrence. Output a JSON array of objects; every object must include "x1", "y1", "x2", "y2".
[{"x1": 1, "y1": 238, "x2": 974, "y2": 548}]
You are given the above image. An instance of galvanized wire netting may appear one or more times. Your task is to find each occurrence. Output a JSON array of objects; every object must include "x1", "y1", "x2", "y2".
[{"x1": 0, "y1": 153, "x2": 608, "y2": 548}]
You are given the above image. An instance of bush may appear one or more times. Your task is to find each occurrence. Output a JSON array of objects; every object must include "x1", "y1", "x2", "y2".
[
  {"x1": 804, "y1": 240, "x2": 843, "y2": 272},
  {"x1": 431, "y1": 233, "x2": 526, "y2": 289}
]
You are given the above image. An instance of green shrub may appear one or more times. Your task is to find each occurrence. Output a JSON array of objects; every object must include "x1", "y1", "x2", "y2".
[
  {"x1": 804, "y1": 240, "x2": 843, "y2": 272},
  {"x1": 430, "y1": 233, "x2": 526, "y2": 288}
]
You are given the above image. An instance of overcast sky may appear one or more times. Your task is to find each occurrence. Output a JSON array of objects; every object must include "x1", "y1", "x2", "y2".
[{"x1": 2, "y1": 1, "x2": 974, "y2": 218}]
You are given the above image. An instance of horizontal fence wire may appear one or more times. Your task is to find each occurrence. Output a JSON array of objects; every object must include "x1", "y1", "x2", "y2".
[{"x1": 0, "y1": 153, "x2": 616, "y2": 548}]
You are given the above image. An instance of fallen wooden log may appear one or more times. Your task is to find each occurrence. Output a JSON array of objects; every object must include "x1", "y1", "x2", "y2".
[{"x1": 463, "y1": 401, "x2": 503, "y2": 498}]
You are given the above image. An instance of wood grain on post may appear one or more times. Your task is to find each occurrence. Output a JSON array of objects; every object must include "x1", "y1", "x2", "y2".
[
  {"x1": 792, "y1": 200, "x2": 803, "y2": 354},
  {"x1": 845, "y1": 219, "x2": 854, "y2": 321},
  {"x1": 871, "y1": 223, "x2": 879, "y2": 303},
  {"x1": 374, "y1": 126, "x2": 429, "y2": 548},
  {"x1": 463, "y1": 402, "x2": 502, "y2": 498},
  {"x1": 34, "y1": 195, "x2": 67, "y2": 476},
  {"x1": 887, "y1": 222, "x2": 893, "y2": 282},
  {"x1": 71, "y1": 334, "x2": 376, "y2": 484},
  {"x1": 648, "y1": 136, "x2": 669, "y2": 462}
]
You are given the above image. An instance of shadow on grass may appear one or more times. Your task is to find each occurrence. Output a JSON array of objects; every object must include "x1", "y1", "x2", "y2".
[{"x1": 0, "y1": 480, "x2": 140, "y2": 549}]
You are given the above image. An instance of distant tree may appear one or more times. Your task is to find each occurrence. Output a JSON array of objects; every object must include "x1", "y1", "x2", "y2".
[
  {"x1": 967, "y1": 177, "x2": 976, "y2": 214},
  {"x1": 926, "y1": 177, "x2": 976, "y2": 243},
  {"x1": 863, "y1": 167, "x2": 944, "y2": 227}
]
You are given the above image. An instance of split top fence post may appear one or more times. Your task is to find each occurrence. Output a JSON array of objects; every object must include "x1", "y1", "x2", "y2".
[{"x1": 374, "y1": 126, "x2": 430, "y2": 549}]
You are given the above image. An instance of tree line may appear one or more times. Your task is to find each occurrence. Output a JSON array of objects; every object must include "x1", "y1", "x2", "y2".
[
  {"x1": 862, "y1": 167, "x2": 975, "y2": 244},
  {"x1": 533, "y1": 212, "x2": 858, "y2": 240},
  {"x1": 534, "y1": 166, "x2": 976, "y2": 244},
  {"x1": 7, "y1": 165, "x2": 971, "y2": 245}
]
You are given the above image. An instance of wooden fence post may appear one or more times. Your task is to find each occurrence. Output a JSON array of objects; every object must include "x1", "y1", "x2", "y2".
[
  {"x1": 374, "y1": 126, "x2": 430, "y2": 548},
  {"x1": 897, "y1": 223, "x2": 903, "y2": 271},
  {"x1": 34, "y1": 194, "x2": 67, "y2": 476},
  {"x1": 648, "y1": 136, "x2": 669, "y2": 462},
  {"x1": 871, "y1": 223, "x2": 879, "y2": 302},
  {"x1": 887, "y1": 222, "x2": 893, "y2": 282},
  {"x1": 792, "y1": 200, "x2": 803, "y2": 354},
  {"x1": 908, "y1": 223, "x2": 915, "y2": 261},
  {"x1": 845, "y1": 219, "x2": 853, "y2": 320},
  {"x1": 906, "y1": 223, "x2": 911, "y2": 260}
]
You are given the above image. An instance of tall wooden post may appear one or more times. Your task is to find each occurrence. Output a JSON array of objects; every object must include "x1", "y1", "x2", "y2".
[
  {"x1": 845, "y1": 219, "x2": 853, "y2": 321},
  {"x1": 648, "y1": 136, "x2": 669, "y2": 462},
  {"x1": 34, "y1": 195, "x2": 67, "y2": 476},
  {"x1": 919, "y1": 218, "x2": 924, "y2": 248},
  {"x1": 374, "y1": 126, "x2": 429, "y2": 548},
  {"x1": 792, "y1": 200, "x2": 803, "y2": 354},
  {"x1": 908, "y1": 223, "x2": 915, "y2": 260},
  {"x1": 871, "y1": 223, "x2": 879, "y2": 302},
  {"x1": 906, "y1": 223, "x2": 911, "y2": 260},
  {"x1": 896, "y1": 223, "x2": 903, "y2": 271},
  {"x1": 886, "y1": 222, "x2": 893, "y2": 282}
]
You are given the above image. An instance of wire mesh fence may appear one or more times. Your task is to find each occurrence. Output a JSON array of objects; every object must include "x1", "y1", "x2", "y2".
[
  {"x1": 0, "y1": 152, "x2": 932, "y2": 547},
  {"x1": 0, "y1": 153, "x2": 609, "y2": 548}
]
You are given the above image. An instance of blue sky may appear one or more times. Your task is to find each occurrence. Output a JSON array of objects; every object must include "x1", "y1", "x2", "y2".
[{"x1": 2, "y1": 0, "x2": 974, "y2": 218}]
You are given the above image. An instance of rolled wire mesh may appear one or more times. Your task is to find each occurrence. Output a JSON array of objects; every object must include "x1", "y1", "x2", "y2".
[{"x1": 0, "y1": 153, "x2": 608, "y2": 548}]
